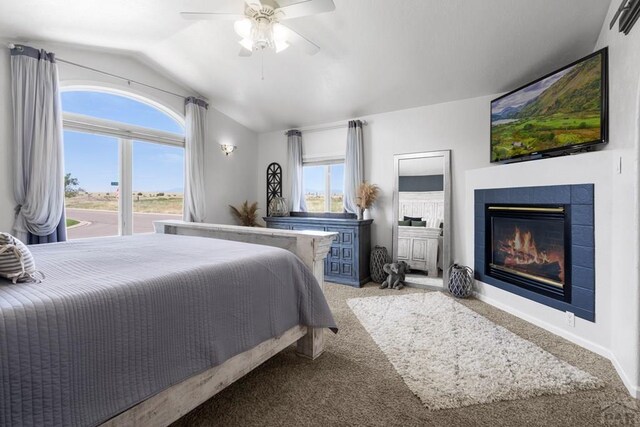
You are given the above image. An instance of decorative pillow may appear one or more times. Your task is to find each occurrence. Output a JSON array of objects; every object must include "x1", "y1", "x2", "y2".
[
  {"x1": 411, "y1": 220, "x2": 427, "y2": 227},
  {"x1": 398, "y1": 220, "x2": 411, "y2": 226},
  {"x1": 0, "y1": 233, "x2": 41, "y2": 284},
  {"x1": 403, "y1": 216, "x2": 422, "y2": 222}
]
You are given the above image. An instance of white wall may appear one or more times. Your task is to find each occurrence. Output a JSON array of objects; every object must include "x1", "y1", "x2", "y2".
[
  {"x1": 257, "y1": 95, "x2": 494, "y2": 260},
  {"x1": 204, "y1": 107, "x2": 258, "y2": 224},
  {"x1": 594, "y1": 0, "x2": 640, "y2": 395},
  {"x1": 0, "y1": 40, "x2": 258, "y2": 231}
]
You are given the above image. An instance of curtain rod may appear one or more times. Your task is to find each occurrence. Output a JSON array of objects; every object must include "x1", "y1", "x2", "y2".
[
  {"x1": 8, "y1": 43, "x2": 200, "y2": 101},
  {"x1": 57, "y1": 58, "x2": 193, "y2": 100},
  {"x1": 284, "y1": 120, "x2": 368, "y2": 136}
]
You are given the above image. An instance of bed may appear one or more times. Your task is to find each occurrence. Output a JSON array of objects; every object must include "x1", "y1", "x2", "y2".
[
  {"x1": 0, "y1": 225, "x2": 337, "y2": 427},
  {"x1": 397, "y1": 191, "x2": 443, "y2": 276}
]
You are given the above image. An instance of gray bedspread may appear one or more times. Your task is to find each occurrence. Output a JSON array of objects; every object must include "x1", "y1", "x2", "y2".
[{"x1": 0, "y1": 233, "x2": 337, "y2": 426}]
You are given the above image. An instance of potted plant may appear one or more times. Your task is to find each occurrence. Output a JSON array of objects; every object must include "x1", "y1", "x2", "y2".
[
  {"x1": 356, "y1": 182, "x2": 380, "y2": 220},
  {"x1": 229, "y1": 201, "x2": 261, "y2": 227}
]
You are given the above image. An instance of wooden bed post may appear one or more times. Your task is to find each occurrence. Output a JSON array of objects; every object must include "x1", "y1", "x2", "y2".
[{"x1": 295, "y1": 233, "x2": 333, "y2": 359}]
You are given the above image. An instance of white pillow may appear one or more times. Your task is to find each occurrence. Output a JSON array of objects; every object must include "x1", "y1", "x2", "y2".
[
  {"x1": 0, "y1": 232, "x2": 41, "y2": 284},
  {"x1": 421, "y1": 217, "x2": 442, "y2": 229}
]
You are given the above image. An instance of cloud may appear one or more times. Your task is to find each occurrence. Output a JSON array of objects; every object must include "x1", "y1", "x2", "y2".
[{"x1": 492, "y1": 66, "x2": 572, "y2": 114}]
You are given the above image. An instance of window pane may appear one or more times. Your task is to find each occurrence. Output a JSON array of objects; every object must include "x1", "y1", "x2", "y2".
[
  {"x1": 63, "y1": 130, "x2": 120, "y2": 239},
  {"x1": 330, "y1": 163, "x2": 344, "y2": 213},
  {"x1": 133, "y1": 141, "x2": 184, "y2": 234},
  {"x1": 61, "y1": 91, "x2": 183, "y2": 134},
  {"x1": 303, "y1": 165, "x2": 325, "y2": 212}
]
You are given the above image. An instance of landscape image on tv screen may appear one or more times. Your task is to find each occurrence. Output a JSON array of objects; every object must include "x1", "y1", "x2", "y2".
[{"x1": 491, "y1": 51, "x2": 605, "y2": 162}]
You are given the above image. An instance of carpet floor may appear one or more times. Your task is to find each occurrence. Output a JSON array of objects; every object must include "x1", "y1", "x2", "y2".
[{"x1": 172, "y1": 283, "x2": 639, "y2": 427}]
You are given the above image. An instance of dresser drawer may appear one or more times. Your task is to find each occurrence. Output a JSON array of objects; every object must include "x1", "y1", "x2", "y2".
[{"x1": 326, "y1": 227, "x2": 354, "y2": 245}]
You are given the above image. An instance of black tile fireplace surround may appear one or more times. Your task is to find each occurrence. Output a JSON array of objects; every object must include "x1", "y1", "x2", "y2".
[{"x1": 475, "y1": 185, "x2": 595, "y2": 322}]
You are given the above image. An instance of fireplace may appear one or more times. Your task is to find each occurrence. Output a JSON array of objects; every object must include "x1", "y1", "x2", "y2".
[
  {"x1": 475, "y1": 185, "x2": 594, "y2": 321},
  {"x1": 486, "y1": 205, "x2": 571, "y2": 301}
]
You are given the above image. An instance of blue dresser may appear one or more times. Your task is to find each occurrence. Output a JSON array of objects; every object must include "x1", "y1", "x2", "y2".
[{"x1": 264, "y1": 215, "x2": 373, "y2": 287}]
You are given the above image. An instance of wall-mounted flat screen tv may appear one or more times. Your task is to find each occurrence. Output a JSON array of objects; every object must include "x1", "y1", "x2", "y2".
[{"x1": 491, "y1": 48, "x2": 608, "y2": 163}]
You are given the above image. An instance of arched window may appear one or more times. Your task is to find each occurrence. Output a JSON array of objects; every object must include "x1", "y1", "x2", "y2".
[{"x1": 61, "y1": 89, "x2": 185, "y2": 239}]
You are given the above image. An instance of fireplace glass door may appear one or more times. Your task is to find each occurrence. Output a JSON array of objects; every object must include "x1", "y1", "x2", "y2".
[{"x1": 486, "y1": 205, "x2": 570, "y2": 300}]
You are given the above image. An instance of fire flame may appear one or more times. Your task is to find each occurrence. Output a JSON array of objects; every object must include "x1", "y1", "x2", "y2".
[
  {"x1": 498, "y1": 226, "x2": 564, "y2": 282},
  {"x1": 509, "y1": 228, "x2": 548, "y2": 264}
]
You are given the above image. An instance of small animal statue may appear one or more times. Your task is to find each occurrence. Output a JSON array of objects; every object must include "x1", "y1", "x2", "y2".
[{"x1": 380, "y1": 261, "x2": 409, "y2": 290}]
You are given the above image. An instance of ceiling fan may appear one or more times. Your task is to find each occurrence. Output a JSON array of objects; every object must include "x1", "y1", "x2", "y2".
[{"x1": 181, "y1": 0, "x2": 335, "y2": 56}]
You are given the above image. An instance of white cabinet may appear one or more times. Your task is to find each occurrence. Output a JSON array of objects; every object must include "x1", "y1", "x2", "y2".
[
  {"x1": 397, "y1": 237, "x2": 411, "y2": 260},
  {"x1": 397, "y1": 226, "x2": 441, "y2": 277}
]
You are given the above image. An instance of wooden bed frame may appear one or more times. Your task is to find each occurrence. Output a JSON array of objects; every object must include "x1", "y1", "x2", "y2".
[{"x1": 101, "y1": 221, "x2": 337, "y2": 427}]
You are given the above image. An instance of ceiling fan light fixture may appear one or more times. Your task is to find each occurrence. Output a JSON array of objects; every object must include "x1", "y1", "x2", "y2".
[
  {"x1": 232, "y1": 9, "x2": 293, "y2": 54},
  {"x1": 252, "y1": 18, "x2": 274, "y2": 50},
  {"x1": 181, "y1": 0, "x2": 333, "y2": 58},
  {"x1": 234, "y1": 18, "x2": 253, "y2": 39},
  {"x1": 272, "y1": 23, "x2": 288, "y2": 42},
  {"x1": 239, "y1": 38, "x2": 254, "y2": 52}
]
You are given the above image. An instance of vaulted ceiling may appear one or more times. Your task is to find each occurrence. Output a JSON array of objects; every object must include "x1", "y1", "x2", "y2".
[{"x1": 0, "y1": 0, "x2": 610, "y2": 132}]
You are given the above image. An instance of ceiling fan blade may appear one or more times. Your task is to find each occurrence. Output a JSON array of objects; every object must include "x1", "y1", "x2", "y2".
[
  {"x1": 180, "y1": 12, "x2": 245, "y2": 20},
  {"x1": 279, "y1": 24, "x2": 320, "y2": 55},
  {"x1": 239, "y1": 47, "x2": 253, "y2": 57},
  {"x1": 277, "y1": 0, "x2": 335, "y2": 20}
]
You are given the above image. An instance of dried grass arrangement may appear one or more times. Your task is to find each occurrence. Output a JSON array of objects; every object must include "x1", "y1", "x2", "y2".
[
  {"x1": 356, "y1": 182, "x2": 380, "y2": 209},
  {"x1": 229, "y1": 201, "x2": 261, "y2": 227}
]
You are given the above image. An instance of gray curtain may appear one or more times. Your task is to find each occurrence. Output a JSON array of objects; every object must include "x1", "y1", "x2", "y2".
[
  {"x1": 343, "y1": 120, "x2": 364, "y2": 214},
  {"x1": 183, "y1": 97, "x2": 208, "y2": 223},
  {"x1": 286, "y1": 130, "x2": 307, "y2": 212},
  {"x1": 10, "y1": 45, "x2": 66, "y2": 244}
]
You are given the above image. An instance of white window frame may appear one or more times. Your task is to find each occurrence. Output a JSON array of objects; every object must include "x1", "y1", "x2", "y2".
[
  {"x1": 303, "y1": 157, "x2": 345, "y2": 213},
  {"x1": 63, "y1": 111, "x2": 185, "y2": 236},
  {"x1": 63, "y1": 112, "x2": 185, "y2": 147}
]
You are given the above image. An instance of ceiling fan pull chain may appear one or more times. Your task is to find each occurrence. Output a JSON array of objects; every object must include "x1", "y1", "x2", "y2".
[{"x1": 261, "y1": 49, "x2": 265, "y2": 81}]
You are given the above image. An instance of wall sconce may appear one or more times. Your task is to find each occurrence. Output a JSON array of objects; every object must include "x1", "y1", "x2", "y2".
[{"x1": 220, "y1": 143, "x2": 237, "y2": 156}]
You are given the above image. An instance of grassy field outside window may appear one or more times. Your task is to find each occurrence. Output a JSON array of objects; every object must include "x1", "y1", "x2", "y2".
[{"x1": 65, "y1": 192, "x2": 183, "y2": 214}]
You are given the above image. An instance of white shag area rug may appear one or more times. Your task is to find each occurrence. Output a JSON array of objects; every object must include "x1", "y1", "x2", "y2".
[{"x1": 347, "y1": 292, "x2": 602, "y2": 410}]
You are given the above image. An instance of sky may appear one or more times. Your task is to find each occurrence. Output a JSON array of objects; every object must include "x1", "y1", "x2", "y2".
[
  {"x1": 62, "y1": 91, "x2": 341, "y2": 196},
  {"x1": 491, "y1": 65, "x2": 572, "y2": 115},
  {"x1": 62, "y1": 91, "x2": 184, "y2": 193},
  {"x1": 303, "y1": 163, "x2": 344, "y2": 195}
]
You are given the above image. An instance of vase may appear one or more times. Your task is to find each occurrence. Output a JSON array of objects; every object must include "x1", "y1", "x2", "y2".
[
  {"x1": 357, "y1": 209, "x2": 363, "y2": 220},
  {"x1": 268, "y1": 196, "x2": 289, "y2": 217},
  {"x1": 447, "y1": 264, "x2": 474, "y2": 298},
  {"x1": 363, "y1": 208, "x2": 372, "y2": 220},
  {"x1": 370, "y1": 246, "x2": 390, "y2": 283}
]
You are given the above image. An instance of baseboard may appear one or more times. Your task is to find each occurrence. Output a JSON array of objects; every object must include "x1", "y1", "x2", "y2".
[
  {"x1": 610, "y1": 354, "x2": 640, "y2": 399},
  {"x1": 474, "y1": 291, "x2": 640, "y2": 398}
]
